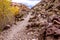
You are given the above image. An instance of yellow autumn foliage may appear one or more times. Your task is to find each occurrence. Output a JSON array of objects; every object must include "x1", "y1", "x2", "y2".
[
  {"x1": 9, "y1": 6, "x2": 20, "y2": 16},
  {"x1": 0, "y1": 0, "x2": 20, "y2": 31},
  {"x1": 0, "y1": 0, "x2": 15, "y2": 30}
]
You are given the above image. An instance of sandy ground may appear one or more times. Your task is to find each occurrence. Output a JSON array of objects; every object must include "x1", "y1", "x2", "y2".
[{"x1": 0, "y1": 12, "x2": 35, "y2": 40}]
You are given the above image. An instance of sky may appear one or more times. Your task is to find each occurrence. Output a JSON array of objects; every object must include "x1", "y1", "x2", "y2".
[{"x1": 12, "y1": 0, "x2": 41, "y2": 8}]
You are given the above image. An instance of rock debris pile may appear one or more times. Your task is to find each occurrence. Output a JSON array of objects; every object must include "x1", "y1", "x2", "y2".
[{"x1": 26, "y1": 0, "x2": 60, "y2": 40}]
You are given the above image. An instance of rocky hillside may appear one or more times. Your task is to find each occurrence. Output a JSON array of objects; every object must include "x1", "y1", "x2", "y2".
[
  {"x1": 0, "y1": 0, "x2": 60, "y2": 40},
  {"x1": 11, "y1": 2, "x2": 30, "y2": 21},
  {"x1": 26, "y1": 0, "x2": 60, "y2": 40},
  {"x1": 0, "y1": 2, "x2": 30, "y2": 31}
]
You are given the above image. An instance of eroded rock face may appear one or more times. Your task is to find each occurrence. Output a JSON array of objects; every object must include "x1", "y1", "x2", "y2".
[
  {"x1": 46, "y1": 16, "x2": 60, "y2": 35},
  {"x1": 26, "y1": 0, "x2": 60, "y2": 40}
]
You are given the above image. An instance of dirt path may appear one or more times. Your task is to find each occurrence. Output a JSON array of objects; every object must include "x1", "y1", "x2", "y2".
[{"x1": 0, "y1": 12, "x2": 33, "y2": 40}]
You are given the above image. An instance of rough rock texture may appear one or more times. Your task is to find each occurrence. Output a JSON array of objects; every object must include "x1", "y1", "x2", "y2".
[
  {"x1": 26, "y1": 0, "x2": 60, "y2": 40},
  {"x1": 11, "y1": 2, "x2": 30, "y2": 21},
  {"x1": 0, "y1": 0, "x2": 60, "y2": 40}
]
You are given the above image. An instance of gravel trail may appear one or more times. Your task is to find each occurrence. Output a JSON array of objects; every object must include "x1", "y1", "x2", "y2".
[{"x1": 0, "y1": 12, "x2": 33, "y2": 40}]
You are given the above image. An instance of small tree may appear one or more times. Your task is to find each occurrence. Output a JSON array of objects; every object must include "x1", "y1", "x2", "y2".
[{"x1": 0, "y1": 0, "x2": 15, "y2": 31}]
